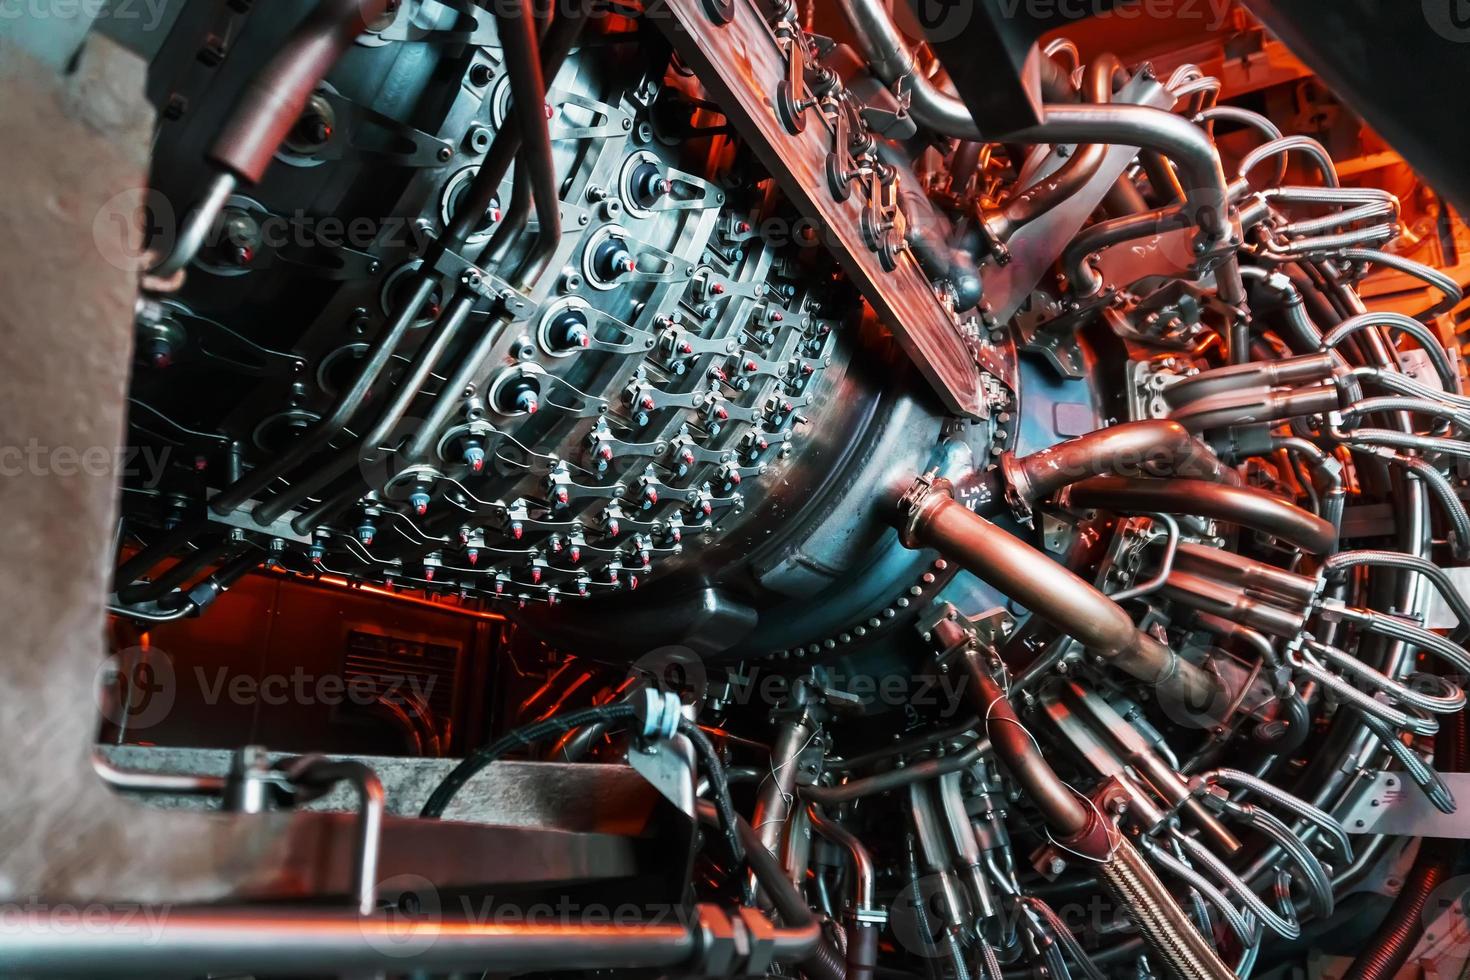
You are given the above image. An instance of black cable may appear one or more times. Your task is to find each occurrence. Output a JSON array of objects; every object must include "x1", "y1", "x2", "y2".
[
  {"x1": 677, "y1": 717, "x2": 747, "y2": 878},
  {"x1": 419, "y1": 706, "x2": 748, "y2": 885},
  {"x1": 420, "y1": 703, "x2": 637, "y2": 818}
]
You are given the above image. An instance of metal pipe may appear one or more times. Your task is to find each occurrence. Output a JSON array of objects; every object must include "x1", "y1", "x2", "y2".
[
  {"x1": 91, "y1": 751, "x2": 227, "y2": 796},
  {"x1": 900, "y1": 476, "x2": 1228, "y2": 720},
  {"x1": 151, "y1": 172, "x2": 237, "y2": 277},
  {"x1": 806, "y1": 804, "x2": 876, "y2": 912},
  {"x1": 1167, "y1": 383, "x2": 1340, "y2": 432},
  {"x1": 1065, "y1": 475, "x2": 1338, "y2": 555},
  {"x1": 831, "y1": 0, "x2": 980, "y2": 138},
  {"x1": 749, "y1": 710, "x2": 817, "y2": 898},
  {"x1": 494, "y1": 0, "x2": 560, "y2": 268},
  {"x1": 1005, "y1": 104, "x2": 1232, "y2": 240},
  {"x1": 1161, "y1": 351, "x2": 1336, "y2": 408},
  {"x1": 1322, "y1": 311, "x2": 1460, "y2": 396},
  {"x1": 803, "y1": 740, "x2": 985, "y2": 804},
  {"x1": 1171, "y1": 543, "x2": 1319, "y2": 606},
  {"x1": 1, "y1": 908, "x2": 700, "y2": 976},
  {"x1": 937, "y1": 771, "x2": 1002, "y2": 927},
  {"x1": 1161, "y1": 570, "x2": 1308, "y2": 638},
  {"x1": 987, "y1": 54, "x2": 1124, "y2": 241},
  {"x1": 1340, "y1": 247, "x2": 1463, "y2": 318},
  {"x1": 908, "y1": 782, "x2": 971, "y2": 934},
  {"x1": 946, "y1": 632, "x2": 1102, "y2": 850},
  {"x1": 1002, "y1": 419, "x2": 1238, "y2": 510},
  {"x1": 209, "y1": 0, "x2": 396, "y2": 184},
  {"x1": 1061, "y1": 205, "x2": 1190, "y2": 296},
  {"x1": 210, "y1": 275, "x2": 437, "y2": 515},
  {"x1": 279, "y1": 758, "x2": 385, "y2": 916},
  {"x1": 254, "y1": 291, "x2": 479, "y2": 524}
]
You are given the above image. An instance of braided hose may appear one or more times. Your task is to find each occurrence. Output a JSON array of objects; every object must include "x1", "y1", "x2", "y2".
[{"x1": 1094, "y1": 835, "x2": 1239, "y2": 980}]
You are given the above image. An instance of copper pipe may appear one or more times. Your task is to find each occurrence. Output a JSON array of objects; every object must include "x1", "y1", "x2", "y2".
[
  {"x1": 1002, "y1": 419, "x2": 1238, "y2": 511},
  {"x1": 1066, "y1": 476, "x2": 1337, "y2": 555},
  {"x1": 1168, "y1": 383, "x2": 1341, "y2": 432},
  {"x1": 898, "y1": 477, "x2": 1227, "y2": 721},
  {"x1": 1160, "y1": 570, "x2": 1308, "y2": 638},
  {"x1": 936, "y1": 620, "x2": 1101, "y2": 850},
  {"x1": 210, "y1": 0, "x2": 397, "y2": 184},
  {"x1": 1161, "y1": 351, "x2": 1337, "y2": 409},
  {"x1": 1172, "y1": 542, "x2": 1319, "y2": 605}
]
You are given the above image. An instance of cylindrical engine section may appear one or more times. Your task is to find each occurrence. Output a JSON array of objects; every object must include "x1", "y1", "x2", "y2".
[
  {"x1": 520, "y1": 321, "x2": 958, "y2": 660},
  {"x1": 126, "y1": 7, "x2": 892, "y2": 618}
]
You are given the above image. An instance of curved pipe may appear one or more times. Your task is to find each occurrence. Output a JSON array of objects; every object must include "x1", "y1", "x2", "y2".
[
  {"x1": 1061, "y1": 205, "x2": 1190, "y2": 296},
  {"x1": 986, "y1": 54, "x2": 1124, "y2": 242},
  {"x1": 807, "y1": 804, "x2": 876, "y2": 911},
  {"x1": 1058, "y1": 205, "x2": 1193, "y2": 296},
  {"x1": 1066, "y1": 476, "x2": 1338, "y2": 555},
  {"x1": 835, "y1": 0, "x2": 1233, "y2": 247},
  {"x1": 1002, "y1": 419, "x2": 1238, "y2": 511},
  {"x1": 899, "y1": 478, "x2": 1228, "y2": 720},
  {"x1": 1322, "y1": 311, "x2": 1461, "y2": 396},
  {"x1": 831, "y1": 0, "x2": 980, "y2": 139},
  {"x1": 942, "y1": 625, "x2": 1094, "y2": 843},
  {"x1": 1005, "y1": 104, "x2": 1232, "y2": 240}
]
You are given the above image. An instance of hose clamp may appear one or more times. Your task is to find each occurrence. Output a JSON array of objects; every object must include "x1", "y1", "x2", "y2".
[
  {"x1": 636, "y1": 688, "x2": 682, "y2": 741},
  {"x1": 896, "y1": 470, "x2": 950, "y2": 549}
]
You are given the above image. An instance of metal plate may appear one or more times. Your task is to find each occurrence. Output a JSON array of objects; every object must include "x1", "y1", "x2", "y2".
[
  {"x1": 1338, "y1": 769, "x2": 1470, "y2": 838},
  {"x1": 651, "y1": 0, "x2": 987, "y2": 418}
]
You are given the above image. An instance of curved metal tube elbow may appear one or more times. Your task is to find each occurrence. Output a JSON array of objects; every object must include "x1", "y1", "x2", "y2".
[
  {"x1": 1003, "y1": 419, "x2": 1239, "y2": 509},
  {"x1": 1061, "y1": 205, "x2": 1191, "y2": 296},
  {"x1": 954, "y1": 650, "x2": 1095, "y2": 841},
  {"x1": 988, "y1": 54, "x2": 1126, "y2": 242},
  {"x1": 898, "y1": 477, "x2": 1227, "y2": 719},
  {"x1": 1066, "y1": 476, "x2": 1338, "y2": 555},
  {"x1": 1006, "y1": 104, "x2": 1232, "y2": 240},
  {"x1": 832, "y1": 0, "x2": 980, "y2": 138}
]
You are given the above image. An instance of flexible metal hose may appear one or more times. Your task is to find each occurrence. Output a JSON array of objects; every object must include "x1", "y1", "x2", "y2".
[{"x1": 1094, "y1": 835, "x2": 1239, "y2": 979}]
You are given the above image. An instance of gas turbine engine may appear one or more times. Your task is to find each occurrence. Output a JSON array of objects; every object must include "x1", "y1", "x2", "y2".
[{"x1": 76, "y1": 0, "x2": 1470, "y2": 977}]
